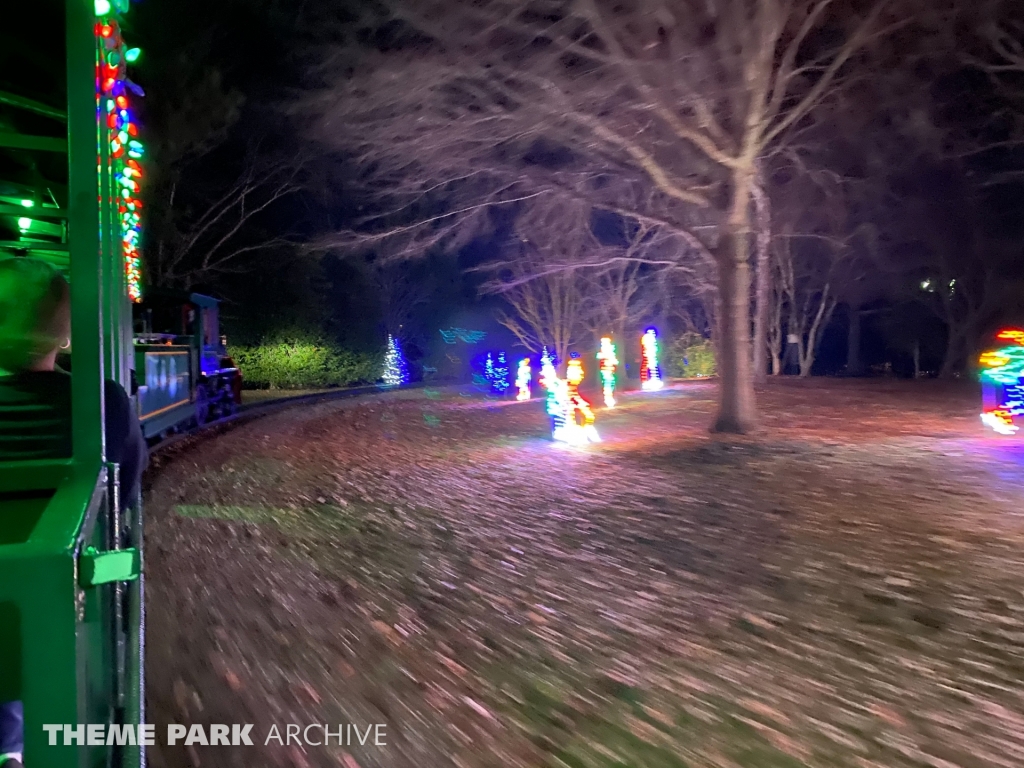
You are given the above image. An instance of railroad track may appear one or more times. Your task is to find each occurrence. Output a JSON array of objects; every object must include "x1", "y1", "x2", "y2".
[{"x1": 149, "y1": 382, "x2": 425, "y2": 454}]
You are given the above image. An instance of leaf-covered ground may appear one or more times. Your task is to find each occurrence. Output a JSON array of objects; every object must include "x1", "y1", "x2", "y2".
[{"x1": 143, "y1": 379, "x2": 1024, "y2": 768}]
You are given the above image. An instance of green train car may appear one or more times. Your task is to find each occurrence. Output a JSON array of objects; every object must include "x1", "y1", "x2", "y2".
[{"x1": 1, "y1": 1, "x2": 147, "y2": 766}]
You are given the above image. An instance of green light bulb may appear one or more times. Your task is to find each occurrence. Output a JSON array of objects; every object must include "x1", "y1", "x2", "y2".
[
  {"x1": 17, "y1": 217, "x2": 31, "y2": 230},
  {"x1": 125, "y1": 48, "x2": 141, "y2": 63},
  {"x1": 94, "y1": 0, "x2": 111, "y2": 15},
  {"x1": 20, "y1": 199, "x2": 34, "y2": 208}
]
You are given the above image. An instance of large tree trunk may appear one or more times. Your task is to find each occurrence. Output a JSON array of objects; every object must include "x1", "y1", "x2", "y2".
[
  {"x1": 712, "y1": 233, "x2": 757, "y2": 434},
  {"x1": 939, "y1": 328, "x2": 965, "y2": 379},
  {"x1": 846, "y1": 306, "x2": 862, "y2": 376},
  {"x1": 751, "y1": 174, "x2": 771, "y2": 385}
]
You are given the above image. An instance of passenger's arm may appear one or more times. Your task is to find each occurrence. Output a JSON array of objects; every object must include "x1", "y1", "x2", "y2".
[{"x1": 103, "y1": 379, "x2": 148, "y2": 504}]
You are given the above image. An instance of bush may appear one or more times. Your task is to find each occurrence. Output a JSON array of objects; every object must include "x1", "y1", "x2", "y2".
[
  {"x1": 670, "y1": 333, "x2": 716, "y2": 378},
  {"x1": 229, "y1": 334, "x2": 383, "y2": 390}
]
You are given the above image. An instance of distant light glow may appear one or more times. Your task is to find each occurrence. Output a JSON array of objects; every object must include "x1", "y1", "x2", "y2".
[
  {"x1": 440, "y1": 328, "x2": 487, "y2": 344},
  {"x1": 640, "y1": 328, "x2": 663, "y2": 391},
  {"x1": 597, "y1": 336, "x2": 618, "y2": 407},
  {"x1": 19, "y1": 199, "x2": 34, "y2": 208},
  {"x1": 17, "y1": 217, "x2": 31, "y2": 231},
  {"x1": 94, "y1": 0, "x2": 112, "y2": 15}
]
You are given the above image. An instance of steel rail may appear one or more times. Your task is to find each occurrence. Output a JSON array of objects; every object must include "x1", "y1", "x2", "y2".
[{"x1": 147, "y1": 382, "x2": 426, "y2": 454}]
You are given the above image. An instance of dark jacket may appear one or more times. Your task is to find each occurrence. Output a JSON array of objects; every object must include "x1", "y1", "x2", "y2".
[{"x1": 0, "y1": 369, "x2": 148, "y2": 501}]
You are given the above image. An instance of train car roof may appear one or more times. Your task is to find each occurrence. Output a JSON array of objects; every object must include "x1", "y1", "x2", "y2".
[{"x1": 136, "y1": 287, "x2": 220, "y2": 308}]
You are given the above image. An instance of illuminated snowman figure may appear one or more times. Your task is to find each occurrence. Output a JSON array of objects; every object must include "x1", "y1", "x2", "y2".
[{"x1": 516, "y1": 357, "x2": 531, "y2": 401}]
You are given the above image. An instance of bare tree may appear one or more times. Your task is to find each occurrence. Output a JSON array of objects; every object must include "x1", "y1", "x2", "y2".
[
  {"x1": 914, "y1": 228, "x2": 1018, "y2": 378},
  {"x1": 305, "y1": 0, "x2": 905, "y2": 432},
  {"x1": 148, "y1": 151, "x2": 305, "y2": 288},
  {"x1": 365, "y1": 260, "x2": 433, "y2": 339},
  {"x1": 483, "y1": 249, "x2": 587, "y2": 367},
  {"x1": 957, "y1": 0, "x2": 1024, "y2": 187},
  {"x1": 771, "y1": 229, "x2": 844, "y2": 376},
  {"x1": 766, "y1": 269, "x2": 786, "y2": 374},
  {"x1": 750, "y1": 167, "x2": 773, "y2": 382},
  {"x1": 577, "y1": 220, "x2": 675, "y2": 344},
  {"x1": 479, "y1": 200, "x2": 595, "y2": 364}
]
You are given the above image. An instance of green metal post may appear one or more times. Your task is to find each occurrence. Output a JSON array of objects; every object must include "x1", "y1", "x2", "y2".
[{"x1": 68, "y1": 0, "x2": 106, "y2": 467}]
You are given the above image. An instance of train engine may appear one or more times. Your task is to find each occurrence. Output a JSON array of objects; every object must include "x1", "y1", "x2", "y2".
[{"x1": 133, "y1": 291, "x2": 242, "y2": 438}]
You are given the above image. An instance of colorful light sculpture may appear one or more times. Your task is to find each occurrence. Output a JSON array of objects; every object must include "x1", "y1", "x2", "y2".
[
  {"x1": 640, "y1": 328, "x2": 663, "y2": 391},
  {"x1": 539, "y1": 348, "x2": 568, "y2": 439},
  {"x1": 564, "y1": 355, "x2": 600, "y2": 443},
  {"x1": 383, "y1": 334, "x2": 409, "y2": 386},
  {"x1": 597, "y1": 336, "x2": 618, "y2": 407},
  {"x1": 980, "y1": 328, "x2": 1024, "y2": 435},
  {"x1": 516, "y1": 357, "x2": 531, "y2": 401}
]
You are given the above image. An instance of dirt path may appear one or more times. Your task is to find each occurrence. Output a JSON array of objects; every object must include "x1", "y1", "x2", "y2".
[{"x1": 143, "y1": 380, "x2": 1024, "y2": 768}]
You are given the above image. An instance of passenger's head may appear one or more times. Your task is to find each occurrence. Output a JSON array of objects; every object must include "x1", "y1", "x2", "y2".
[{"x1": 0, "y1": 257, "x2": 71, "y2": 374}]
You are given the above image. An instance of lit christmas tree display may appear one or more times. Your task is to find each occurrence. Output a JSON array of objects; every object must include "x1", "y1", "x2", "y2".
[
  {"x1": 485, "y1": 352, "x2": 495, "y2": 386},
  {"x1": 516, "y1": 357, "x2": 532, "y2": 400},
  {"x1": 493, "y1": 351, "x2": 511, "y2": 395},
  {"x1": 95, "y1": 1, "x2": 146, "y2": 302},
  {"x1": 383, "y1": 334, "x2": 408, "y2": 386},
  {"x1": 597, "y1": 336, "x2": 618, "y2": 407},
  {"x1": 980, "y1": 328, "x2": 1024, "y2": 435},
  {"x1": 640, "y1": 328, "x2": 664, "y2": 391}
]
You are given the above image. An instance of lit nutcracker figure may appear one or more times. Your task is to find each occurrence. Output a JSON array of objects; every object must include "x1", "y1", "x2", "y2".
[
  {"x1": 980, "y1": 328, "x2": 1024, "y2": 435},
  {"x1": 640, "y1": 328, "x2": 663, "y2": 391},
  {"x1": 516, "y1": 357, "x2": 531, "y2": 401},
  {"x1": 596, "y1": 336, "x2": 618, "y2": 407}
]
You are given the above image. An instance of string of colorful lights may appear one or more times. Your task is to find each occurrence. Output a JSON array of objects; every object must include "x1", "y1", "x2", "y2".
[
  {"x1": 640, "y1": 328, "x2": 663, "y2": 391},
  {"x1": 980, "y1": 328, "x2": 1024, "y2": 435},
  {"x1": 597, "y1": 336, "x2": 618, "y2": 407},
  {"x1": 95, "y1": 0, "x2": 145, "y2": 302}
]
